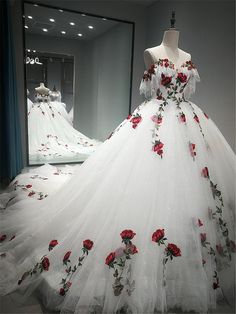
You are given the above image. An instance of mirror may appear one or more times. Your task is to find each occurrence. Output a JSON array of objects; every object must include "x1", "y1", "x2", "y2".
[{"x1": 23, "y1": 2, "x2": 134, "y2": 165}]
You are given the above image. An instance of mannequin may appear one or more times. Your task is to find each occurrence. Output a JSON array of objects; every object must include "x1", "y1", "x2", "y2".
[
  {"x1": 35, "y1": 82, "x2": 50, "y2": 95},
  {"x1": 144, "y1": 13, "x2": 191, "y2": 69}
]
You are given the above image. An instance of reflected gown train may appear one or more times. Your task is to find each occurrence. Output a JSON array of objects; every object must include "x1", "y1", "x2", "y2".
[
  {"x1": 28, "y1": 92, "x2": 100, "y2": 163},
  {"x1": 0, "y1": 58, "x2": 235, "y2": 313}
]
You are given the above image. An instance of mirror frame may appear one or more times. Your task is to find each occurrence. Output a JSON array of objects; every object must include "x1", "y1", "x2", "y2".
[{"x1": 22, "y1": 0, "x2": 135, "y2": 166}]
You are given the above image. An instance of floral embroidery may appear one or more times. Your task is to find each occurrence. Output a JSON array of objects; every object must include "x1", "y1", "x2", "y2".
[
  {"x1": 151, "y1": 114, "x2": 162, "y2": 124},
  {"x1": 204, "y1": 112, "x2": 209, "y2": 119},
  {"x1": 179, "y1": 112, "x2": 186, "y2": 123},
  {"x1": 189, "y1": 142, "x2": 196, "y2": 160},
  {"x1": 48, "y1": 239, "x2": 58, "y2": 251},
  {"x1": 105, "y1": 229, "x2": 138, "y2": 296},
  {"x1": 59, "y1": 240, "x2": 94, "y2": 296},
  {"x1": 194, "y1": 114, "x2": 200, "y2": 124},
  {"x1": 0, "y1": 234, "x2": 7, "y2": 242},
  {"x1": 201, "y1": 167, "x2": 209, "y2": 178},
  {"x1": 130, "y1": 113, "x2": 142, "y2": 129},
  {"x1": 177, "y1": 72, "x2": 188, "y2": 84},
  {"x1": 161, "y1": 74, "x2": 172, "y2": 87},
  {"x1": 153, "y1": 141, "x2": 164, "y2": 157},
  {"x1": 152, "y1": 229, "x2": 181, "y2": 288},
  {"x1": 12, "y1": 181, "x2": 48, "y2": 200},
  {"x1": 18, "y1": 256, "x2": 50, "y2": 285}
]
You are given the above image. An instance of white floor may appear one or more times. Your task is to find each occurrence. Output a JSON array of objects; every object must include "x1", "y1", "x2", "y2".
[{"x1": 0, "y1": 291, "x2": 234, "y2": 314}]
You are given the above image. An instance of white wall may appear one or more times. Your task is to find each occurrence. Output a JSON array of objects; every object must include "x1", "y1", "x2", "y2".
[{"x1": 146, "y1": 0, "x2": 235, "y2": 150}]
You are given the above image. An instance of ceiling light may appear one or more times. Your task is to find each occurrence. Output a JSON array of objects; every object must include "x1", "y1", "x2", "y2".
[
  {"x1": 69, "y1": 22, "x2": 75, "y2": 26},
  {"x1": 42, "y1": 28, "x2": 48, "y2": 32},
  {"x1": 77, "y1": 33, "x2": 83, "y2": 37},
  {"x1": 27, "y1": 49, "x2": 31, "y2": 52},
  {"x1": 33, "y1": 50, "x2": 36, "y2": 53},
  {"x1": 88, "y1": 25, "x2": 94, "y2": 29},
  {"x1": 23, "y1": 15, "x2": 25, "y2": 18},
  {"x1": 61, "y1": 31, "x2": 66, "y2": 34},
  {"x1": 24, "y1": 25, "x2": 29, "y2": 29},
  {"x1": 59, "y1": 9, "x2": 63, "y2": 12},
  {"x1": 102, "y1": 18, "x2": 107, "y2": 21},
  {"x1": 81, "y1": 14, "x2": 86, "y2": 16},
  {"x1": 49, "y1": 18, "x2": 55, "y2": 22},
  {"x1": 28, "y1": 15, "x2": 33, "y2": 19},
  {"x1": 34, "y1": 4, "x2": 38, "y2": 7}
]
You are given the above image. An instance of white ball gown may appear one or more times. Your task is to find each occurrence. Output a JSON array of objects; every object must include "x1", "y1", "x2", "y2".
[
  {"x1": 0, "y1": 58, "x2": 235, "y2": 314},
  {"x1": 28, "y1": 93, "x2": 100, "y2": 163}
]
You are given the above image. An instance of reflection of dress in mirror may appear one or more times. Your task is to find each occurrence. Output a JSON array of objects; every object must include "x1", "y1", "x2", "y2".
[
  {"x1": 28, "y1": 83, "x2": 100, "y2": 163},
  {"x1": 49, "y1": 86, "x2": 72, "y2": 124},
  {"x1": 27, "y1": 89, "x2": 33, "y2": 114}
]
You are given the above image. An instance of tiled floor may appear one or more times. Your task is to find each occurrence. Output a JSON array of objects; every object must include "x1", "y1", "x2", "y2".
[{"x1": 0, "y1": 291, "x2": 234, "y2": 314}]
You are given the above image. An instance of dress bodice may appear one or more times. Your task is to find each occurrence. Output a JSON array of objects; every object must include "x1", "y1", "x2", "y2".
[{"x1": 140, "y1": 58, "x2": 200, "y2": 101}]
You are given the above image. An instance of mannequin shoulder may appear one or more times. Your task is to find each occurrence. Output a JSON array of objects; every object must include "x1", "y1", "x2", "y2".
[
  {"x1": 178, "y1": 48, "x2": 191, "y2": 61},
  {"x1": 144, "y1": 46, "x2": 161, "y2": 69}
]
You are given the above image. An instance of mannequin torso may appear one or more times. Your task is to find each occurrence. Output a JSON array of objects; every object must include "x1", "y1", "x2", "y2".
[{"x1": 144, "y1": 29, "x2": 191, "y2": 69}]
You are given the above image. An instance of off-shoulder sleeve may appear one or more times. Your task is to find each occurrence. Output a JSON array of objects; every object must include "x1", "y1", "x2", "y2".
[
  {"x1": 184, "y1": 67, "x2": 200, "y2": 100},
  {"x1": 139, "y1": 65, "x2": 158, "y2": 100}
]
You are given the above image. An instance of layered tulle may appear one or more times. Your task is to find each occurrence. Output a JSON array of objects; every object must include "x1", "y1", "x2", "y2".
[{"x1": 0, "y1": 59, "x2": 235, "y2": 313}]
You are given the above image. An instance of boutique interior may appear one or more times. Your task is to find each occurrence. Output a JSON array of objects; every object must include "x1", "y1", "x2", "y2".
[{"x1": 0, "y1": 0, "x2": 235, "y2": 313}]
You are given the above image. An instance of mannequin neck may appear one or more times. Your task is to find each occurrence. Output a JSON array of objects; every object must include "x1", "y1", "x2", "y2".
[{"x1": 161, "y1": 29, "x2": 179, "y2": 49}]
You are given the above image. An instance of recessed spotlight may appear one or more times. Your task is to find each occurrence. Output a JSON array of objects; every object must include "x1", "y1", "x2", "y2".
[
  {"x1": 33, "y1": 50, "x2": 36, "y2": 53},
  {"x1": 42, "y1": 28, "x2": 48, "y2": 32},
  {"x1": 77, "y1": 33, "x2": 83, "y2": 37},
  {"x1": 24, "y1": 25, "x2": 29, "y2": 29},
  {"x1": 69, "y1": 22, "x2": 75, "y2": 26},
  {"x1": 27, "y1": 49, "x2": 31, "y2": 52},
  {"x1": 23, "y1": 15, "x2": 25, "y2": 18},
  {"x1": 28, "y1": 15, "x2": 33, "y2": 19},
  {"x1": 34, "y1": 4, "x2": 38, "y2": 6},
  {"x1": 102, "y1": 18, "x2": 107, "y2": 21},
  {"x1": 59, "y1": 9, "x2": 63, "y2": 12},
  {"x1": 49, "y1": 18, "x2": 55, "y2": 22},
  {"x1": 81, "y1": 14, "x2": 86, "y2": 16},
  {"x1": 61, "y1": 31, "x2": 66, "y2": 34},
  {"x1": 88, "y1": 25, "x2": 94, "y2": 29}
]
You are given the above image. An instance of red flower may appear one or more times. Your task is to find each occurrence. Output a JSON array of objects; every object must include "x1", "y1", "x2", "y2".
[
  {"x1": 66, "y1": 281, "x2": 72, "y2": 288},
  {"x1": 131, "y1": 116, "x2": 142, "y2": 124},
  {"x1": 177, "y1": 72, "x2": 187, "y2": 83},
  {"x1": 204, "y1": 112, "x2": 209, "y2": 119},
  {"x1": 41, "y1": 257, "x2": 50, "y2": 271},
  {"x1": 201, "y1": 167, "x2": 209, "y2": 178},
  {"x1": 125, "y1": 244, "x2": 138, "y2": 255},
  {"x1": 63, "y1": 251, "x2": 71, "y2": 262},
  {"x1": 83, "y1": 239, "x2": 94, "y2": 251},
  {"x1": 161, "y1": 73, "x2": 172, "y2": 86},
  {"x1": 200, "y1": 233, "x2": 207, "y2": 242},
  {"x1": 189, "y1": 142, "x2": 196, "y2": 157},
  {"x1": 153, "y1": 141, "x2": 164, "y2": 157},
  {"x1": 0, "y1": 234, "x2": 7, "y2": 242},
  {"x1": 59, "y1": 288, "x2": 65, "y2": 296},
  {"x1": 180, "y1": 113, "x2": 186, "y2": 123},
  {"x1": 148, "y1": 64, "x2": 156, "y2": 74},
  {"x1": 28, "y1": 191, "x2": 35, "y2": 197},
  {"x1": 194, "y1": 114, "x2": 200, "y2": 123},
  {"x1": 132, "y1": 123, "x2": 138, "y2": 129},
  {"x1": 49, "y1": 239, "x2": 58, "y2": 251},
  {"x1": 151, "y1": 115, "x2": 162, "y2": 124},
  {"x1": 143, "y1": 72, "x2": 151, "y2": 81},
  {"x1": 166, "y1": 243, "x2": 181, "y2": 257},
  {"x1": 120, "y1": 229, "x2": 136, "y2": 240},
  {"x1": 127, "y1": 114, "x2": 132, "y2": 120},
  {"x1": 105, "y1": 252, "x2": 116, "y2": 266},
  {"x1": 152, "y1": 229, "x2": 165, "y2": 243},
  {"x1": 26, "y1": 184, "x2": 32, "y2": 189},
  {"x1": 198, "y1": 219, "x2": 203, "y2": 227}
]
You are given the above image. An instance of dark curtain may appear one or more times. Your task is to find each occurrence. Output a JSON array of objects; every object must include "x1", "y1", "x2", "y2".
[{"x1": 0, "y1": 0, "x2": 23, "y2": 185}]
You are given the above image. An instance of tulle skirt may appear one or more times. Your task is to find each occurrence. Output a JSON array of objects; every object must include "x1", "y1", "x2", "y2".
[{"x1": 0, "y1": 98, "x2": 235, "y2": 313}]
